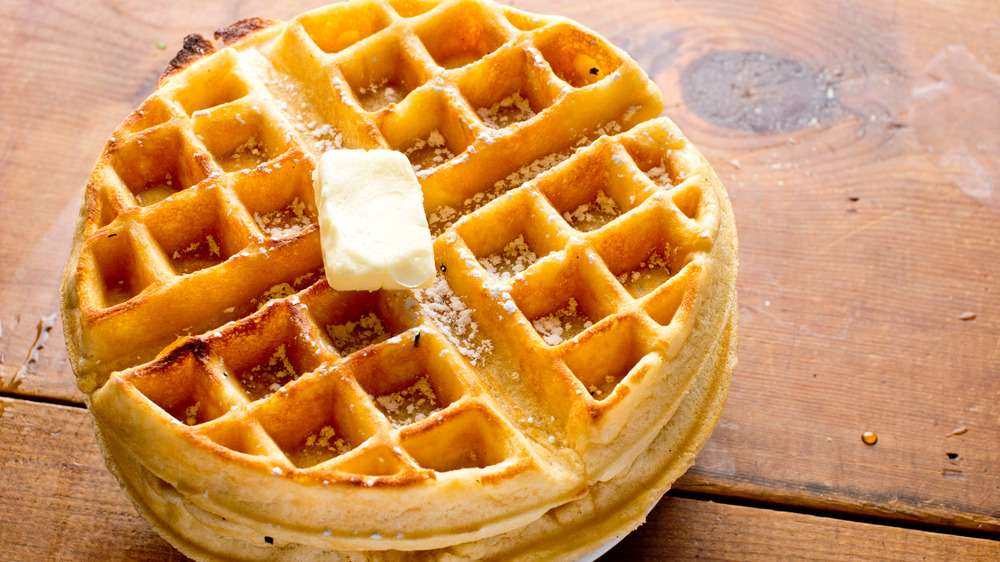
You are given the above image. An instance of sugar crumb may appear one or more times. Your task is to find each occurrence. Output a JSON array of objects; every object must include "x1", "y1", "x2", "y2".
[{"x1": 415, "y1": 276, "x2": 493, "y2": 365}]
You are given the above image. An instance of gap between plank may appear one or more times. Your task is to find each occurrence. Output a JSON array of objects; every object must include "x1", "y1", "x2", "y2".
[
  {"x1": 0, "y1": 391, "x2": 84, "y2": 410},
  {"x1": 667, "y1": 489, "x2": 1000, "y2": 543}
]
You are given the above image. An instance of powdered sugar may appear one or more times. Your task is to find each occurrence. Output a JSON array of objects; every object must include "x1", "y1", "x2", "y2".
[
  {"x1": 254, "y1": 197, "x2": 312, "y2": 238},
  {"x1": 356, "y1": 77, "x2": 405, "y2": 111},
  {"x1": 298, "y1": 121, "x2": 344, "y2": 154},
  {"x1": 221, "y1": 136, "x2": 268, "y2": 172},
  {"x1": 645, "y1": 165, "x2": 673, "y2": 187},
  {"x1": 562, "y1": 190, "x2": 620, "y2": 232},
  {"x1": 477, "y1": 91, "x2": 535, "y2": 129},
  {"x1": 427, "y1": 150, "x2": 573, "y2": 236},
  {"x1": 479, "y1": 235, "x2": 538, "y2": 282},
  {"x1": 326, "y1": 312, "x2": 390, "y2": 355},
  {"x1": 407, "y1": 129, "x2": 456, "y2": 172},
  {"x1": 617, "y1": 250, "x2": 673, "y2": 298},
  {"x1": 292, "y1": 425, "x2": 352, "y2": 466},
  {"x1": 254, "y1": 283, "x2": 296, "y2": 310},
  {"x1": 372, "y1": 377, "x2": 441, "y2": 428},
  {"x1": 254, "y1": 64, "x2": 344, "y2": 155},
  {"x1": 415, "y1": 276, "x2": 493, "y2": 364},
  {"x1": 531, "y1": 298, "x2": 593, "y2": 346}
]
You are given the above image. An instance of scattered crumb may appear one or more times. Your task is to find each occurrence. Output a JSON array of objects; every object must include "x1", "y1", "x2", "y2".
[
  {"x1": 374, "y1": 377, "x2": 440, "y2": 428},
  {"x1": 477, "y1": 92, "x2": 535, "y2": 129},
  {"x1": 646, "y1": 166, "x2": 672, "y2": 186},
  {"x1": 356, "y1": 78, "x2": 404, "y2": 111},
  {"x1": 327, "y1": 312, "x2": 389, "y2": 355},
  {"x1": 406, "y1": 129, "x2": 455, "y2": 172},
  {"x1": 532, "y1": 298, "x2": 591, "y2": 346},
  {"x1": 302, "y1": 425, "x2": 352, "y2": 457},
  {"x1": 562, "y1": 190, "x2": 620, "y2": 232},
  {"x1": 427, "y1": 149, "x2": 574, "y2": 236},
  {"x1": 616, "y1": 250, "x2": 672, "y2": 298},
  {"x1": 4, "y1": 313, "x2": 57, "y2": 391},
  {"x1": 255, "y1": 197, "x2": 312, "y2": 238},
  {"x1": 479, "y1": 235, "x2": 538, "y2": 282},
  {"x1": 415, "y1": 276, "x2": 493, "y2": 365},
  {"x1": 958, "y1": 311, "x2": 976, "y2": 321},
  {"x1": 255, "y1": 283, "x2": 296, "y2": 309},
  {"x1": 184, "y1": 402, "x2": 200, "y2": 425}
]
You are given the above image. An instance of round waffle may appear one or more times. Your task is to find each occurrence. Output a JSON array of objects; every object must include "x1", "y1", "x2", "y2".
[{"x1": 61, "y1": 0, "x2": 738, "y2": 558}]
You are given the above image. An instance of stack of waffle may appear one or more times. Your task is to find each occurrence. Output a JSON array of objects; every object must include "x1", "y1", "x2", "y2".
[{"x1": 61, "y1": 0, "x2": 738, "y2": 559}]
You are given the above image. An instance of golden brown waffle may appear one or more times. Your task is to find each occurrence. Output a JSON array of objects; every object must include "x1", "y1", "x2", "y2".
[{"x1": 60, "y1": 0, "x2": 738, "y2": 558}]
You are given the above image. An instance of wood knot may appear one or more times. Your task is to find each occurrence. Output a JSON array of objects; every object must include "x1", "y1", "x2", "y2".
[{"x1": 682, "y1": 50, "x2": 838, "y2": 133}]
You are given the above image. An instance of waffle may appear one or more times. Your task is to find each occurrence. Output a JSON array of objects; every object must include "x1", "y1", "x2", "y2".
[{"x1": 60, "y1": 0, "x2": 738, "y2": 559}]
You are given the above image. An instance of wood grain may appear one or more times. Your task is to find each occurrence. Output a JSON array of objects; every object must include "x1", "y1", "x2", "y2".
[
  {"x1": 0, "y1": 398, "x2": 185, "y2": 561},
  {"x1": 616, "y1": 0, "x2": 1000, "y2": 533},
  {"x1": 2, "y1": 397, "x2": 996, "y2": 560},
  {"x1": 1, "y1": 0, "x2": 999, "y2": 553},
  {"x1": 613, "y1": 494, "x2": 1000, "y2": 561}
]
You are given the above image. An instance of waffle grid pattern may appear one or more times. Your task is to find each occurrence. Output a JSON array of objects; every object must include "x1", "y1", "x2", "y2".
[
  {"x1": 61, "y1": 0, "x2": 737, "y2": 555},
  {"x1": 119, "y1": 281, "x2": 542, "y2": 476},
  {"x1": 93, "y1": 117, "x2": 717, "y2": 480},
  {"x1": 71, "y1": 0, "x2": 663, "y2": 392}
]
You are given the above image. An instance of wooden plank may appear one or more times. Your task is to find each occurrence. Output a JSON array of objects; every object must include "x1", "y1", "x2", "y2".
[
  {"x1": 0, "y1": 0, "x2": 998, "y2": 540},
  {"x1": 2, "y1": 397, "x2": 997, "y2": 561},
  {"x1": 604, "y1": 0, "x2": 1000, "y2": 534},
  {"x1": 0, "y1": 398, "x2": 185, "y2": 561},
  {"x1": 613, "y1": 496, "x2": 1000, "y2": 561}
]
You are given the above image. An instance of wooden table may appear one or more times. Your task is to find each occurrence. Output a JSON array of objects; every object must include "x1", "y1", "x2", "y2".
[{"x1": 2, "y1": 0, "x2": 998, "y2": 558}]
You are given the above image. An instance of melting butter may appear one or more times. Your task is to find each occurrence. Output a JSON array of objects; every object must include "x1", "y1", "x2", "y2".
[{"x1": 315, "y1": 149, "x2": 435, "y2": 291}]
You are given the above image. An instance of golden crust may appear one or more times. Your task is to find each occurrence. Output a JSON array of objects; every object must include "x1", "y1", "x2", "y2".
[
  {"x1": 61, "y1": 0, "x2": 738, "y2": 558},
  {"x1": 214, "y1": 17, "x2": 279, "y2": 47},
  {"x1": 159, "y1": 34, "x2": 216, "y2": 87}
]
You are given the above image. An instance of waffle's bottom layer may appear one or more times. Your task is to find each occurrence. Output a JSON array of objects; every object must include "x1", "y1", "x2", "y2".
[{"x1": 90, "y1": 311, "x2": 734, "y2": 562}]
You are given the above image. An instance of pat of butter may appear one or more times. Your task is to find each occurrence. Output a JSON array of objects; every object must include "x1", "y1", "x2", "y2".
[{"x1": 315, "y1": 149, "x2": 435, "y2": 291}]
